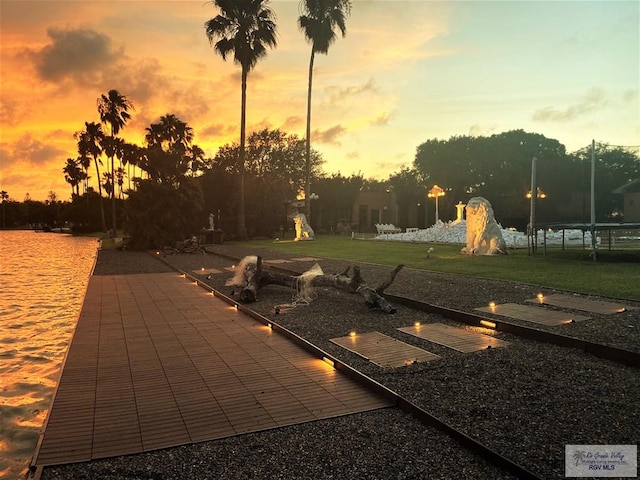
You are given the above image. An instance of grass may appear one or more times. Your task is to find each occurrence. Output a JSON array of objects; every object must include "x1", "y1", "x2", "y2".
[{"x1": 230, "y1": 234, "x2": 640, "y2": 301}]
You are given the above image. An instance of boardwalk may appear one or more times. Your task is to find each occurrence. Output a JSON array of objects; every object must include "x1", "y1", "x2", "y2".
[{"x1": 32, "y1": 272, "x2": 392, "y2": 469}]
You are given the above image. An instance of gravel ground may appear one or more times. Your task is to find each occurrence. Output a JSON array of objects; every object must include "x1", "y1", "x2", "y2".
[{"x1": 40, "y1": 245, "x2": 640, "y2": 480}]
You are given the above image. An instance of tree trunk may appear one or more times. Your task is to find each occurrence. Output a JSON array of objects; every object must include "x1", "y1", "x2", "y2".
[
  {"x1": 94, "y1": 158, "x2": 107, "y2": 232},
  {"x1": 304, "y1": 49, "x2": 315, "y2": 223},
  {"x1": 230, "y1": 256, "x2": 403, "y2": 314},
  {"x1": 238, "y1": 65, "x2": 248, "y2": 239}
]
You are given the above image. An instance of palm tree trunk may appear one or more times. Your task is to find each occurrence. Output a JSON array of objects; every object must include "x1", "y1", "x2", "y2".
[
  {"x1": 110, "y1": 154, "x2": 117, "y2": 233},
  {"x1": 238, "y1": 66, "x2": 248, "y2": 239},
  {"x1": 94, "y1": 159, "x2": 107, "y2": 232},
  {"x1": 305, "y1": 49, "x2": 315, "y2": 222},
  {"x1": 110, "y1": 125, "x2": 118, "y2": 234}
]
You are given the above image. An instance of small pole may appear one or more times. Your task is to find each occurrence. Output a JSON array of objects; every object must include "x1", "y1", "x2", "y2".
[
  {"x1": 529, "y1": 157, "x2": 537, "y2": 255},
  {"x1": 590, "y1": 140, "x2": 596, "y2": 261}
]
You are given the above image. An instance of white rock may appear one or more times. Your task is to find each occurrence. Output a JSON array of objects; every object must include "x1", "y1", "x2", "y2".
[{"x1": 375, "y1": 220, "x2": 600, "y2": 247}]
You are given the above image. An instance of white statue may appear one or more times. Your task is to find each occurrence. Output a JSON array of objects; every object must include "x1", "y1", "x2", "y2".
[
  {"x1": 461, "y1": 197, "x2": 507, "y2": 255},
  {"x1": 208, "y1": 213, "x2": 215, "y2": 230},
  {"x1": 293, "y1": 213, "x2": 315, "y2": 241}
]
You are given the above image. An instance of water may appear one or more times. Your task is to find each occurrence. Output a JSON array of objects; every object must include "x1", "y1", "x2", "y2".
[{"x1": 0, "y1": 231, "x2": 97, "y2": 479}]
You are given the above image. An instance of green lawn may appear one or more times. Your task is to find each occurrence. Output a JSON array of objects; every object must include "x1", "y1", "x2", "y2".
[{"x1": 231, "y1": 234, "x2": 640, "y2": 301}]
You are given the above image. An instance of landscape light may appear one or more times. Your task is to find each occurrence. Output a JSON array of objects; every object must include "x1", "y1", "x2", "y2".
[
  {"x1": 480, "y1": 320, "x2": 496, "y2": 329},
  {"x1": 322, "y1": 357, "x2": 335, "y2": 368}
]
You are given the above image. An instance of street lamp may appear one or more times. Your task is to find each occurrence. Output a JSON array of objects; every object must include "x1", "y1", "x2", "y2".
[{"x1": 427, "y1": 185, "x2": 446, "y2": 224}]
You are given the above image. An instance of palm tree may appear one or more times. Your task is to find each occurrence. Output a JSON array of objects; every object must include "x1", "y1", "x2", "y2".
[
  {"x1": 144, "y1": 115, "x2": 197, "y2": 184},
  {"x1": 298, "y1": 0, "x2": 350, "y2": 222},
  {"x1": 1, "y1": 190, "x2": 8, "y2": 229},
  {"x1": 98, "y1": 89, "x2": 133, "y2": 233},
  {"x1": 205, "y1": 0, "x2": 277, "y2": 238},
  {"x1": 145, "y1": 114, "x2": 194, "y2": 154},
  {"x1": 75, "y1": 121, "x2": 107, "y2": 232},
  {"x1": 120, "y1": 142, "x2": 141, "y2": 192},
  {"x1": 187, "y1": 145, "x2": 206, "y2": 176},
  {"x1": 101, "y1": 136, "x2": 126, "y2": 198},
  {"x1": 77, "y1": 153, "x2": 91, "y2": 195},
  {"x1": 63, "y1": 157, "x2": 84, "y2": 196}
]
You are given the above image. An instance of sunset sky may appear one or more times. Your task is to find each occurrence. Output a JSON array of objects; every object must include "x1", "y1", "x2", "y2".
[{"x1": 1, "y1": 0, "x2": 638, "y2": 202}]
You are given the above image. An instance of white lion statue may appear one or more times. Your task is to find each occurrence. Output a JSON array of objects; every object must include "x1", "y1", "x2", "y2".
[
  {"x1": 461, "y1": 197, "x2": 507, "y2": 255},
  {"x1": 293, "y1": 213, "x2": 315, "y2": 241}
]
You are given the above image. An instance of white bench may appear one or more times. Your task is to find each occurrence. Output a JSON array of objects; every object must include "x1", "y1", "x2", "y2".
[
  {"x1": 375, "y1": 223, "x2": 402, "y2": 235},
  {"x1": 405, "y1": 227, "x2": 419, "y2": 233}
]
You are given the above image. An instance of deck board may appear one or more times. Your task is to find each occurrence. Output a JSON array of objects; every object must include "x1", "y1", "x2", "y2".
[
  {"x1": 330, "y1": 331, "x2": 441, "y2": 368},
  {"x1": 33, "y1": 272, "x2": 392, "y2": 468},
  {"x1": 525, "y1": 294, "x2": 637, "y2": 315},
  {"x1": 398, "y1": 323, "x2": 508, "y2": 352},
  {"x1": 475, "y1": 303, "x2": 590, "y2": 326}
]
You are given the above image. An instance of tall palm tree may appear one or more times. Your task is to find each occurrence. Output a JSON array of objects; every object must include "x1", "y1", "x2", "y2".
[
  {"x1": 298, "y1": 0, "x2": 350, "y2": 221},
  {"x1": 98, "y1": 89, "x2": 133, "y2": 233},
  {"x1": 205, "y1": 0, "x2": 277, "y2": 239},
  {"x1": 75, "y1": 121, "x2": 107, "y2": 232}
]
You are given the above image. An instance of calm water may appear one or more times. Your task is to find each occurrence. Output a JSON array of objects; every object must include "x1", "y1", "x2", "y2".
[{"x1": 0, "y1": 231, "x2": 97, "y2": 480}]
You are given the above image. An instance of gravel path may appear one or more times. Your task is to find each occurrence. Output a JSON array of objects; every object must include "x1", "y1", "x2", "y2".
[{"x1": 40, "y1": 246, "x2": 640, "y2": 480}]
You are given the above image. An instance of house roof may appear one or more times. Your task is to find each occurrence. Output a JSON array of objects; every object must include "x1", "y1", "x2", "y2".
[{"x1": 612, "y1": 178, "x2": 640, "y2": 194}]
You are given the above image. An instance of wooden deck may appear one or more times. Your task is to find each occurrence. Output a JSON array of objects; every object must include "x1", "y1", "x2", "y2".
[
  {"x1": 330, "y1": 331, "x2": 441, "y2": 368},
  {"x1": 475, "y1": 303, "x2": 591, "y2": 326},
  {"x1": 525, "y1": 294, "x2": 637, "y2": 315},
  {"x1": 398, "y1": 323, "x2": 509, "y2": 353},
  {"x1": 33, "y1": 273, "x2": 392, "y2": 468}
]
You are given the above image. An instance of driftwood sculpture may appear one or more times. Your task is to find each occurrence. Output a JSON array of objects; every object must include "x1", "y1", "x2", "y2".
[{"x1": 226, "y1": 256, "x2": 403, "y2": 314}]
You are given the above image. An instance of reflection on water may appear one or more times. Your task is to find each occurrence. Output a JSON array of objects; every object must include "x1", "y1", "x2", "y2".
[{"x1": 0, "y1": 231, "x2": 97, "y2": 479}]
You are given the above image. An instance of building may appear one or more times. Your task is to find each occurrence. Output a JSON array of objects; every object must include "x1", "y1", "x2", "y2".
[
  {"x1": 352, "y1": 191, "x2": 399, "y2": 232},
  {"x1": 613, "y1": 179, "x2": 640, "y2": 222}
]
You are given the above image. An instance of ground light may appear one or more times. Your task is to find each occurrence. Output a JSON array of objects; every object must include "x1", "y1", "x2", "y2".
[{"x1": 322, "y1": 357, "x2": 335, "y2": 368}]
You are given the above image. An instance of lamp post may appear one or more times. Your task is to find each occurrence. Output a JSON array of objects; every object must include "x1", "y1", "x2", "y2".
[
  {"x1": 427, "y1": 185, "x2": 445, "y2": 224},
  {"x1": 282, "y1": 200, "x2": 291, "y2": 239},
  {"x1": 526, "y1": 187, "x2": 546, "y2": 199}
]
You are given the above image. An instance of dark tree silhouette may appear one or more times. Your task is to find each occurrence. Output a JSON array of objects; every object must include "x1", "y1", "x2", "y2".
[
  {"x1": 298, "y1": 0, "x2": 351, "y2": 223},
  {"x1": 205, "y1": 0, "x2": 277, "y2": 238}
]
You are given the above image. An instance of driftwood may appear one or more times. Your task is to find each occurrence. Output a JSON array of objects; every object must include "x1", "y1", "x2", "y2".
[{"x1": 228, "y1": 256, "x2": 403, "y2": 314}]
